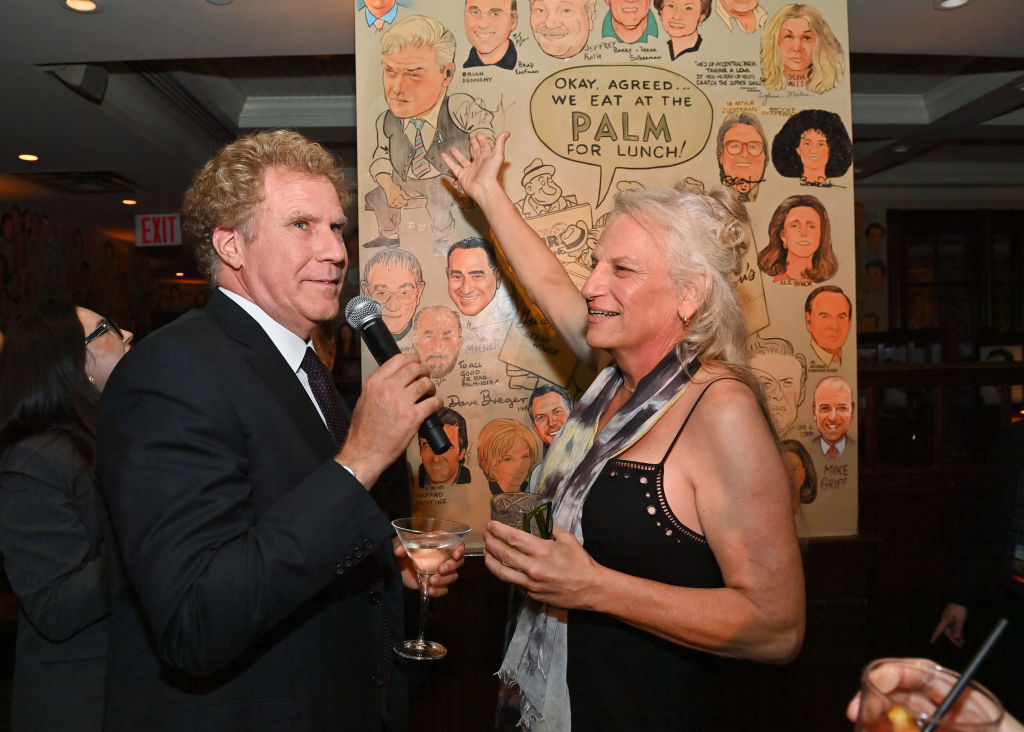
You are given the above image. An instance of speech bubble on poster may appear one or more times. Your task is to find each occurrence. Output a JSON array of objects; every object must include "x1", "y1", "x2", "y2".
[{"x1": 530, "y1": 65, "x2": 713, "y2": 206}]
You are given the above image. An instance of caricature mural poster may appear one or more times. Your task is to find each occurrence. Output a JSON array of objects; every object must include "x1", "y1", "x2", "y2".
[{"x1": 355, "y1": 0, "x2": 856, "y2": 545}]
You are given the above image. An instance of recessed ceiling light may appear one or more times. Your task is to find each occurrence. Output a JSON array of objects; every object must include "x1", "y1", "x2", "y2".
[
  {"x1": 122, "y1": 199, "x2": 137, "y2": 205},
  {"x1": 934, "y1": 0, "x2": 974, "y2": 9},
  {"x1": 65, "y1": 0, "x2": 102, "y2": 13},
  {"x1": 18, "y1": 154, "x2": 39, "y2": 162},
  {"x1": 892, "y1": 144, "x2": 910, "y2": 153},
  {"x1": 175, "y1": 272, "x2": 185, "y2": 277}
]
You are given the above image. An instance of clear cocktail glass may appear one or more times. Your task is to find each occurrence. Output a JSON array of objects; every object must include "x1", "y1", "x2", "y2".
[{"x1": 391, "y1": 517, "x2": 471, "y2": 660}]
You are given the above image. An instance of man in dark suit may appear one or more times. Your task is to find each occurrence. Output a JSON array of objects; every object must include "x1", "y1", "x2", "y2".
[{"x1": 96, "y1": 130, "x2": 461, "y2": 730}]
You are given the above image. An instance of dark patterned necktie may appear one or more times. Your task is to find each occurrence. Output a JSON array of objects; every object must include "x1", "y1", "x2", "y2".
[{"x1": 301, "y1": 347, "x2": 347, "y2": 447}]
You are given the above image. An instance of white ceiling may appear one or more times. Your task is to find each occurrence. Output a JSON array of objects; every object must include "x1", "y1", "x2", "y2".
[{"x1": 2, "y1": 0, "x2": 1023, "y2": 277}]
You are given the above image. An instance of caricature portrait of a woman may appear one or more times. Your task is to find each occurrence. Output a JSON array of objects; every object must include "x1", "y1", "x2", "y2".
[
  {"x1": 760, "y1": 4, "x2": 843, "y2": 93},
  {"x1": 655, "y1": 0, "x2": 711, "y2": 59},
  {"x1": 758, "y1": 194, "x2": 838, "y2": 284},
  {"x1": 771, "y1": 109, "x2": 853, "y2": 185},
  {"x1": 782, "y1": 439, "x2": 817, "y2": 507},
  {"x1": 477, "y1": 418, "x2": 538, "y2": 495}
]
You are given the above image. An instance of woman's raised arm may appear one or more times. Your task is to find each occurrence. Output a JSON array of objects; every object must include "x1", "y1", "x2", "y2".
[{"x1": 443, "y1": 132, "x2": 602, "y2": 368}]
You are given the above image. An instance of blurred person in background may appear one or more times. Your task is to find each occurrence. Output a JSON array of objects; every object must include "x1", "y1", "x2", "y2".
[{"x1": 0, "y1": 302, "x2": 132, "y2": 731}]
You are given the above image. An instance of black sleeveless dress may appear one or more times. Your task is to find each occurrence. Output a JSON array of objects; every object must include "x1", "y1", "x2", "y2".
[{"x1": 566, "y1": 383, "x2": 726, "y2": 730}]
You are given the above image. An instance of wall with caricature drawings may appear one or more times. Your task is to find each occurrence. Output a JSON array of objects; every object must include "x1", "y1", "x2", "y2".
[{"x1": 354, "y1": 0, "x2": 857, "y2": 546}]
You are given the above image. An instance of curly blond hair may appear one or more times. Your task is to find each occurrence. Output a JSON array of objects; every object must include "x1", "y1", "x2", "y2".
[
  {"x1": 760, "y1": 4, "x2": 844, "y2": 94},
  {"x1": 182, "y1": 129, "x2": 349, "y2": 283}
]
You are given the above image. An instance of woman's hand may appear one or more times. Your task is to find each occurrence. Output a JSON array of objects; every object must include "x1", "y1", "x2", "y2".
[
  {"x1": 393, "y1": 536, "x2": 466, "y2": 597},
  {"x1": 483, "y1": 520, "x2": 603, "y2": 609},
  {"x1": 441, "y1": 130, "x2": 511, "y2": 205}
]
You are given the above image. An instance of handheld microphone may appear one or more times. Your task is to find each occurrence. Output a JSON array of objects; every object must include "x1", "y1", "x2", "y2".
[{"x1": 345, "y1": 295, "x2": 452, "y2": 455}]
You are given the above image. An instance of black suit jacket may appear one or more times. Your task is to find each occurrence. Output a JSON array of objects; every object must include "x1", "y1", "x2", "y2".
[
  {"x1": 96, "y1": 290, "x2": 407, "y2": 731},
  {"x1": 0, "y1": 430, "x2": 109, "y2": 731}
]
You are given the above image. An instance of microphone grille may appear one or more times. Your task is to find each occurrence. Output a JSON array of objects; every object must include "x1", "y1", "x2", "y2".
[{"x1": 345, "y1": 295, "x2": 383, "y2": 330}]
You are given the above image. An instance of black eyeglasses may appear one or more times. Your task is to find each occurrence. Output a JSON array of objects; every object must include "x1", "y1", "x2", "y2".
[{"x1": 84, "y1": 318, "x2": 123, "y2": 345}]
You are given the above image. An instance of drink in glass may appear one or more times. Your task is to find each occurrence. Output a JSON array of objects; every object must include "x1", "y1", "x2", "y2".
[
  {"x1": 391, "y1": 517, "x2": 471, "y2": 660},
  {"x1": 490, "y1": 491, "x2": 552, "y2": 539},
  {"x1": 855, "y1": 658, "x2": 1004, "y2": 731}
]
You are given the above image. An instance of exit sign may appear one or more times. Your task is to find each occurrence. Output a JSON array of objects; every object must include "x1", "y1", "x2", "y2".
[{"x1": 135, "y1": 213, "x2": 181, "y2": 247}]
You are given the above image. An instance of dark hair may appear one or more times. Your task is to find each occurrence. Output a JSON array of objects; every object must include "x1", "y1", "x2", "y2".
[
  {"x1": 804, "y1": 284, "x2": 851, "y2": 316},
  {"x1": 771, "y1": 109, "x2": 853, "y2": 180},
  {"x1": 436, "y1": 407, "x2": 469, "y2": 452},
  {"x1": 759, "y1": 194, "x2": 838, "y2": 282},
  {"x1": 528, "y1": 382, "x2": 573, "y2": 414},
  {"x1": 0, "y1": 302, "x2": 99, "y2": 464},
  {"x1": 865, "y1": 222, "x2": 885, "y2": 237},
  {"x1": 781, "y1": 439, "x2": 817, "y2": 504},
  {"x1": 447, "y1": 236, "x2": 499, "y2": 271}
]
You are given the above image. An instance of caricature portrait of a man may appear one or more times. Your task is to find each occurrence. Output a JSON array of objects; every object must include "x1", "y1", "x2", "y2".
[
  {"x1": 464, "y1": 0, "x2": 519, "y2": 69},
  {"x1": 359, "y1": 0, "x2": 400, "y2": 29},
  {"x1": 418, "y1": 407, "x2": 472, "y2": 487},
  {"x1": 528, "y1": 383, "x2": 573, "y2": 447},
  {"x1": 747, "y1": 334, "x2": 806, "y2": 437},
  {"x1": 717, "y1": 113, "x2": 769, "y2": 202},
  {"x1": 865, "y1": 222, "x2": 885, "y2": 257},
  {"x1": 811, "y1": 375, "x2": 854, "y2": 458},
  {"x1": 360, "y1": 248, "x2": 426, "y2": 339},
  {"x1": 364, "y1": 15, "x2": 494, "y2": 253},
  {"x1": 714, "y1": 0, "x2": 765, "y2": 33},
  {"x1": 446, "y1": 237, "x2": 502, "y2": 317},
  {"x1": 412, "y1": 305, "x2": 463, "y2": 382},
  {"x1": 805, "y1": 285, "x2": 851, "y2": 369},
  {"x1": 602, "y1": 0, "x2": 659, "y2": 43},
  {"x1": 529, "y1": 0, "x2": 596, "y2": 59}
]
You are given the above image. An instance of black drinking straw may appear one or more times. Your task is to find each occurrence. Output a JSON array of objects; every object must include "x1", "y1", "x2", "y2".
[{"x1": 922, "y1": 617, "x2": 1009, "y2": 732}]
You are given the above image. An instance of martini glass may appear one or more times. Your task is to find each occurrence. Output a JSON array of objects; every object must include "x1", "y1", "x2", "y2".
[{"x1": 392, "y1": 517, "x2": 471, "y2": 660}]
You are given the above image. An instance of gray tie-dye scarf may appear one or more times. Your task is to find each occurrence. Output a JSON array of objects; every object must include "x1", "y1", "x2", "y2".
[{"x1": 498, "y1": 348, "x2": 699, "y2": 730}]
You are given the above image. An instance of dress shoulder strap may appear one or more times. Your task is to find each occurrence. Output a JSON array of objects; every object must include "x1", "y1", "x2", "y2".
[{"x1": 657, "y1": 377, "x2": 744, "y2": 465}]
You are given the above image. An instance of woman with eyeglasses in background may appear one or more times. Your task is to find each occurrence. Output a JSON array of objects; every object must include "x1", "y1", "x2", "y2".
[{"x1": 0, "y1": 301, "x2": 132, "y2": 731}]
